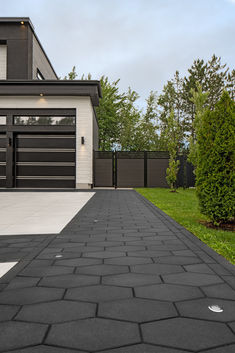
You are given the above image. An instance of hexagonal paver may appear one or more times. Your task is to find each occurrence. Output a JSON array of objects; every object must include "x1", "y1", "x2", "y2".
[
  {"x1": 36, "y1": 252, "x2": 81, "y2": 260},
  {"x1": 184, "y1": 263, "x2": 215, "y2": 274},
  {"x1": 176, "y1": 298, "x2": 235, "y2": 322},
  {"x1": 135, "y1": 283, "x2": 203, "y2": 302},
  {"x1": 0, "y1": 287, "x2": 64, "y2": 305},
  {"x1": 142, "y1": 318, "x2": 235, "y2": 351},
  {"x1": 0, "y1": 304, "x2": 20, "y2": 321},
  {"x1": 54, "y1": 258, "x2": 102, "y2": 267},
  {"x1": 104, "y1": 256, "x2": 152, "y2": 265},
  {"x1": 163, "y1": 272, "x2": 224, "y2": 286},
  {"x1": 99, "y1": 298, "x2": 177, "y2": 322},
  {"x1": 229, "y1": 322, "x2": 235, "y2": 333},
  {"x1": 15, "y1": 300, "x2": 96, "y2": 323},
  {"x1": 130, "y1": 263, "x2": 183, "y2": 275},
  {"x1": 65, "y1": 285, "x2": 132, "y2": 302},
  {"x1": 201, "y1": 283, "x2": 235, "y2": 300},
  {"x1": 128, "y1": 250, "x2": 171, "y2": 257},
  {"x1": 46, "y1": 318, "x2": 140, "y2": 351},
  {"x1": 106, "y1": 245, "x2": 145, "y2": 252},
  {"x1": 63, "y1": 245, "x2": 104, "y2": 253},
  {"x1": 19, "y1": 265, "x2": 73, "y2": 277},
  {"x1": 0, "y1": 345, "x2": 85, "y2": 353},
  {"x1": 5, "y1": 276, "x2": 40, "y2": 290},
  {"x1": 102, "y1": 273, "x2": 161, "y2": 287},
  {"x1": 39, "y1": 274, "x2": 99, "y2": 288},
  {"x1": 77, "y1": 264, "x2": 129, "y2": 276},
  {"x1": 0, "y1": 321, "x2": 47, "y2": 352},
  {"x1": 155, "y1": 255, "x2": 202, "y2": 265},
  {"x1": 203, "y1": 345, "x2": 235, "y2": 353},
  {"x1": 83, "y1": 251, "x2": 126, "y2": 258},
  {"x1": 98, "y1": 344, "x2": 191, "y2": 353}
]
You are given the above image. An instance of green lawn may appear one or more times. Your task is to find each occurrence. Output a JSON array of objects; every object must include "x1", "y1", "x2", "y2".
[{"x1": 136, "y1": 188, "x2": 235, "y2": 265}]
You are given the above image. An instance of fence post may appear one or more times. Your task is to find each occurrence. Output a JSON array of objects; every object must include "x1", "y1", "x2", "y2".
[
  {"x1": 144, "y1": 151, "x2": 147, "y2": 187},
  {"x1": 114, "y1": 151, "x2": 117, "y2": 189}
]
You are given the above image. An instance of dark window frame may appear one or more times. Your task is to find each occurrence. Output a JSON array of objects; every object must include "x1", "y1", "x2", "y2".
[{"x1": 36, "y1": 69, "x2": 45, "y2": 80}]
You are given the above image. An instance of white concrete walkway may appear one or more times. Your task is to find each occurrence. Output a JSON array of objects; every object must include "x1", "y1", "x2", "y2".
[{"x1": 0, "y1": 192, "x2": 94, "y2": 235}]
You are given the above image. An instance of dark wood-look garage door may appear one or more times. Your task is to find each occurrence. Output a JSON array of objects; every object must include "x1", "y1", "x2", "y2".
[
  {"x1": 15, "y1": 134, "x2": 76, "y2": 188},
  {"x1": 0, "y1": 134, "x2": 6, "y2": 187}
]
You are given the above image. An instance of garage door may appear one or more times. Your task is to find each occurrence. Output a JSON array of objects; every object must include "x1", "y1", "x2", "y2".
[
  {"x1": 15, "y1": 134, "x2": 76, "y2": 188},
  {"x1": 0, "y1": 133, "x2": 6, "y2": 187}
]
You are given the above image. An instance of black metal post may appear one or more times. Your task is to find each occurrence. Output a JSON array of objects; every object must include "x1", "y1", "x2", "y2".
[
  {"x1": 144, "y1": 151, "x2": 147, "y2": 187},
  {"x1": 114, "y1": 151, "x2": 117, "y2": 189}
]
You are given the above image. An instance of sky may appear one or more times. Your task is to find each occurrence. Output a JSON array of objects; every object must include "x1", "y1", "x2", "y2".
[{"x1": 1, "y1": 0, "x2": 234, "y2": 108}]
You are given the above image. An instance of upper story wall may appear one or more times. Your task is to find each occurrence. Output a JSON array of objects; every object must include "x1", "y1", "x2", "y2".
[
  {"x1": 32, "y1": 34, "x2": 57, "y2": 79},
  {"x1": 0, "y1": 19, "x2": 57, "y2": 80}
]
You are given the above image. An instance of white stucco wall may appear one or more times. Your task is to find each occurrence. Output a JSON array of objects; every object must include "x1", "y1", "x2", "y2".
[
  {"x1": 0, "y1": 45, "x2": 7, "y2": 79},
  {"x1": 0, "y1": 96, "x2": 94, "y2": 188}
]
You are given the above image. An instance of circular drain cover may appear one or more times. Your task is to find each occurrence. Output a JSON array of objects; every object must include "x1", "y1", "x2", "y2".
[
  {"x1": 94, "y1": 219, "x2": 98, "y2": 223},
  {"x1": 55, "y1": 254, "x2": 63, "y2": 258},
  {"x1": 208, "y1": 305, "x2": 223, "y2": 313}
]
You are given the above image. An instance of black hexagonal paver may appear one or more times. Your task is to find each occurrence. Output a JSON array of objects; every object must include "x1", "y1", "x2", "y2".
[
  {"x1": 98, "y1": 344, "x2": 191, "y2": 353},
  {"x1": 19, "y1": 265, "x2": 73, "y2": 277},
  {"x1": 2, "y1": 345, "x2": 86, "y2": 353},
  {"x1": 163, "y1": 272, "x2": 224, "y2": 286},
  {"x1": 15, "y1": 300, "x2": 96, "y2": 323},
  {"x1": 104, "y1": 256, "x2": 153, "y2": 265},
  {"x1": 135, "y1": 283, "x2": 203, "y2": 301},
  {"x1": 83, "y1": 251, "x2": 126, "y2": 258},
  {"x1": 5, "y1": 276, "x2": 40, "y2": 290},
  {"x1": 102, "y1": 273, "x2": 161, "y2": 287},
  {"x1": 0, "y1": 321, "x2": 47, "y2": 351},
  {"x1": 201, "y1": 283, "x2": 235, "y2": 300},
  {"x1": 99, "y1": 297, "x2": 177, "y2": 322},
  {"x1": 130, "y1": 263, "x2": 183, "y2": 275},
  {"x1": 176, "y1": 298, "x2": 235, "y2": 322},
  {"x1": 0, "y1": 287, "x2": 64, "y2": 305},
  {"x1": 65, "y1": 284, "x2": 132, "y2": 302},
  {"x1": 77, "y1": 264, "x2": 129, "y2": 276},
  {"x1": 142, "y1": 318, "x2": 235, "y2": 351},
  {"x1": 155, "y1": 255, "x2": 202, "y2": 265},
  {"x1": 54, "y1": 258, "x2": 102, "y2": 267},
  {"x1": 203, "y1": 345, "x2": 235, "y2": 353},
  {"x1": 39, "y1": 274, "x2": 99, "y2": 288},
  {"x1": 0, "y1": 304, "x2": 20, "y2": 321},
  {"x1": 106, "y1": 245, "x2": 145, "y2": 252},
  {"x1": 46, "y1": 318, "x2": 140, "y2": 351},
  {"x1": 128, "y1": 250, "x2": 171, "y2": 257},
  {"x1": 184, "y1": 263, "x2": 215, "y2": 274}
]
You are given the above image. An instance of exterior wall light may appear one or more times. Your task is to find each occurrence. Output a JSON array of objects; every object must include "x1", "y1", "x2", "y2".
[
  {"x1": 40, "y1": 93, "x2": 43, "y2": 97},
  {"x1": 81, "y1": 136, "x2": 85, "y2": 145},
  {"x1": 20, "y1": 21, "x2": 24, "y2": 25}
]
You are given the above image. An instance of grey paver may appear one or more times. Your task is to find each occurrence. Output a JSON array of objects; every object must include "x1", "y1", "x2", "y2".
[
  {"x1": 66, "y1": 284, "x2": 133, "y2": 302},
  {"x1": 39, "y1": 274, "x2": 99, "y2": 288},
  {"x1": 77, "y1": 264, "x2": 129, "y2": 276},
  {"x1": 130, "y1": 263, "x2": 183, "y2": 275},
  {"x1": 201, "y1": 283, "x2": 235, "y2": 300},
  {"x1": 19, "y1": 265, "x2": 73, "y2": 277},
  {"x1": 15, "y1": 300, "x2": 96, "y2": 323},
  {"x1": 8, "y1": 346, "x2": 86, "y2": 353},
  {"x1": 142, "y1": 317, "x2": 235, "y2": 351},
  {"x1": 102, "y1": 273, "x2": 161, "y2": 287},
  {"x1": 54, "y1": 257, "x2": 102, "y2": 267},
  {"x1": 0, "y1": 304, "x2": 20, "y2": 321},
  {"x1": 0, "y1": 287, "x2": 64, "y2": 305},
  {"x1": 184, "y1": 263, "x2": 215, "y2": 274},
  {"x1": 135, "y1": 283, "x2": 203, "y2": 301},
  {"x1": 104, "y1": 256, "x2": 153, "y2": 265},
  {"x1": 5, "y1": 276, "x2": 40, "y2": 290},
  {"x1": 98, "y1": 345, "x2": 191, "y2": 353},
  {"x1": 0, "y1": 321, "x2": 47, "y2": 351},
  {"x1": 154, "y1": 255, "x2": 202, "y2": 265},
  {"x1": 163, "y1": 272, "x2": 224, "y2": 286},
  {"x1": 98, "y1": 297, "x2": 177, "y2": 322},
  {"x1": 46, "y1": 318, "x2": 140, "y2": 351}
]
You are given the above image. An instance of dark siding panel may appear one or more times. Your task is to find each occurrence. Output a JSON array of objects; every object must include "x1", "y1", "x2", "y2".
[
  {"x1": 16, "y1": 165, "x2": 75, "y2": 176},
  {"x1": 17, "y1": 137, "x2": 76, "y2": 148},
  {"x1": 16, "y1": 151, "x2": 75, "y2": 162},
  {"x1": 16, "y1": 179, "x2": 75, "y2": 188}
]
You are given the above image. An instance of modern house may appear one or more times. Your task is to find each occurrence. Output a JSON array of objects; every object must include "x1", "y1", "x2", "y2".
[{"x1": 0, "y1": 17, "x2": 101, "y2": 189}]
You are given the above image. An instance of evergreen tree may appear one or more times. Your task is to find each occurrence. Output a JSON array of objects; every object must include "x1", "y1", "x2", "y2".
[{"x1": 196, "y1": 91, "x2": 235, "y2": 225}]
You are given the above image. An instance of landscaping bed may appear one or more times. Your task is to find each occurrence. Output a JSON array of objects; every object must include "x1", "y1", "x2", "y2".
[{"x1": 136, "y1": 188, "x2": 235, "y2": 265}]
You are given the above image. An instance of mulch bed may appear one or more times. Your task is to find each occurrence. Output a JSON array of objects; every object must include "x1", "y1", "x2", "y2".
[{"x1": 200, "y1": 220, "x2": 235, "y2": 232}]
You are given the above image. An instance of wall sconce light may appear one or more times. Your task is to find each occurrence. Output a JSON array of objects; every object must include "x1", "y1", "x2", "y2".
[
  {"x1": 81, "y1": 136, "x2": 85, "y2": 145},
  {"x1": 40, "y1": 93, "x2": 44, "y2": 97},
  {"x1": 20, "y1": 21, "x2": 24, "y2": 25}
]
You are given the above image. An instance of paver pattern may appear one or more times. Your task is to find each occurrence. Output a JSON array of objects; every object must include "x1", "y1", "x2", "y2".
[{"x1": 0, "y1": 189, "x2": 235, "y2": 352}]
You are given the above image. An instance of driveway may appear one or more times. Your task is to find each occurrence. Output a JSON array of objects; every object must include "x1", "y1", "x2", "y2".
[{"x1": 0, "y1": 190, "x2": 235, "y2": 352}]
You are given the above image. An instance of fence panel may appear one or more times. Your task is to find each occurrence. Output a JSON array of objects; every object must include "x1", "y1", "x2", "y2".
[
  {"x1": 147, "y1": 152, "x2": 169, "y2": 187},
  {"x1": 117, "y1": 151, "x2": 144, "y2": 187},
  {"x1": 94, "y1": 151, "x2": 113, "y2": 187}
]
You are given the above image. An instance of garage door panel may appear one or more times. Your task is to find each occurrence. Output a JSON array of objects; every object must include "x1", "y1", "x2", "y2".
[
  {"x1": 17, "y1": 135, "x2": 75, "y2": 149},
  {"x1": 16, "y1": 151, "x2": 75, "y2": 162},
  {"x1": 16, "y1": 178, "x2": 75, "y2": 188},
  {"x1": 16, "y1": 164, "x2": 75, "y2": 176}
]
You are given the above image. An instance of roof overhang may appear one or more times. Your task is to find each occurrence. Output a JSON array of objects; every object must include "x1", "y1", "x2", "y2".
[{"x1": 0, "y1": 80, "x2": 102, "y2": 106}]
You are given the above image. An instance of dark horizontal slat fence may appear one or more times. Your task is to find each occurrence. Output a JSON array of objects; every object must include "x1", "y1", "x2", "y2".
[{"x1": 94, "y1": 151, "x2": 195, "y2": 188}]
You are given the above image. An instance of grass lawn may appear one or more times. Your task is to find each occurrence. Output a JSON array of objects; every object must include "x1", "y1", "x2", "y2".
[{"x1": 136, "y1": 188, "x2": 235, "y2": 265}]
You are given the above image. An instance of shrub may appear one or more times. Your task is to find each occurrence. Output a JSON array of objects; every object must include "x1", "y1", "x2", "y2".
[{"x1": 196, "y1": 91, "x2": 235, "y2": 225}]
